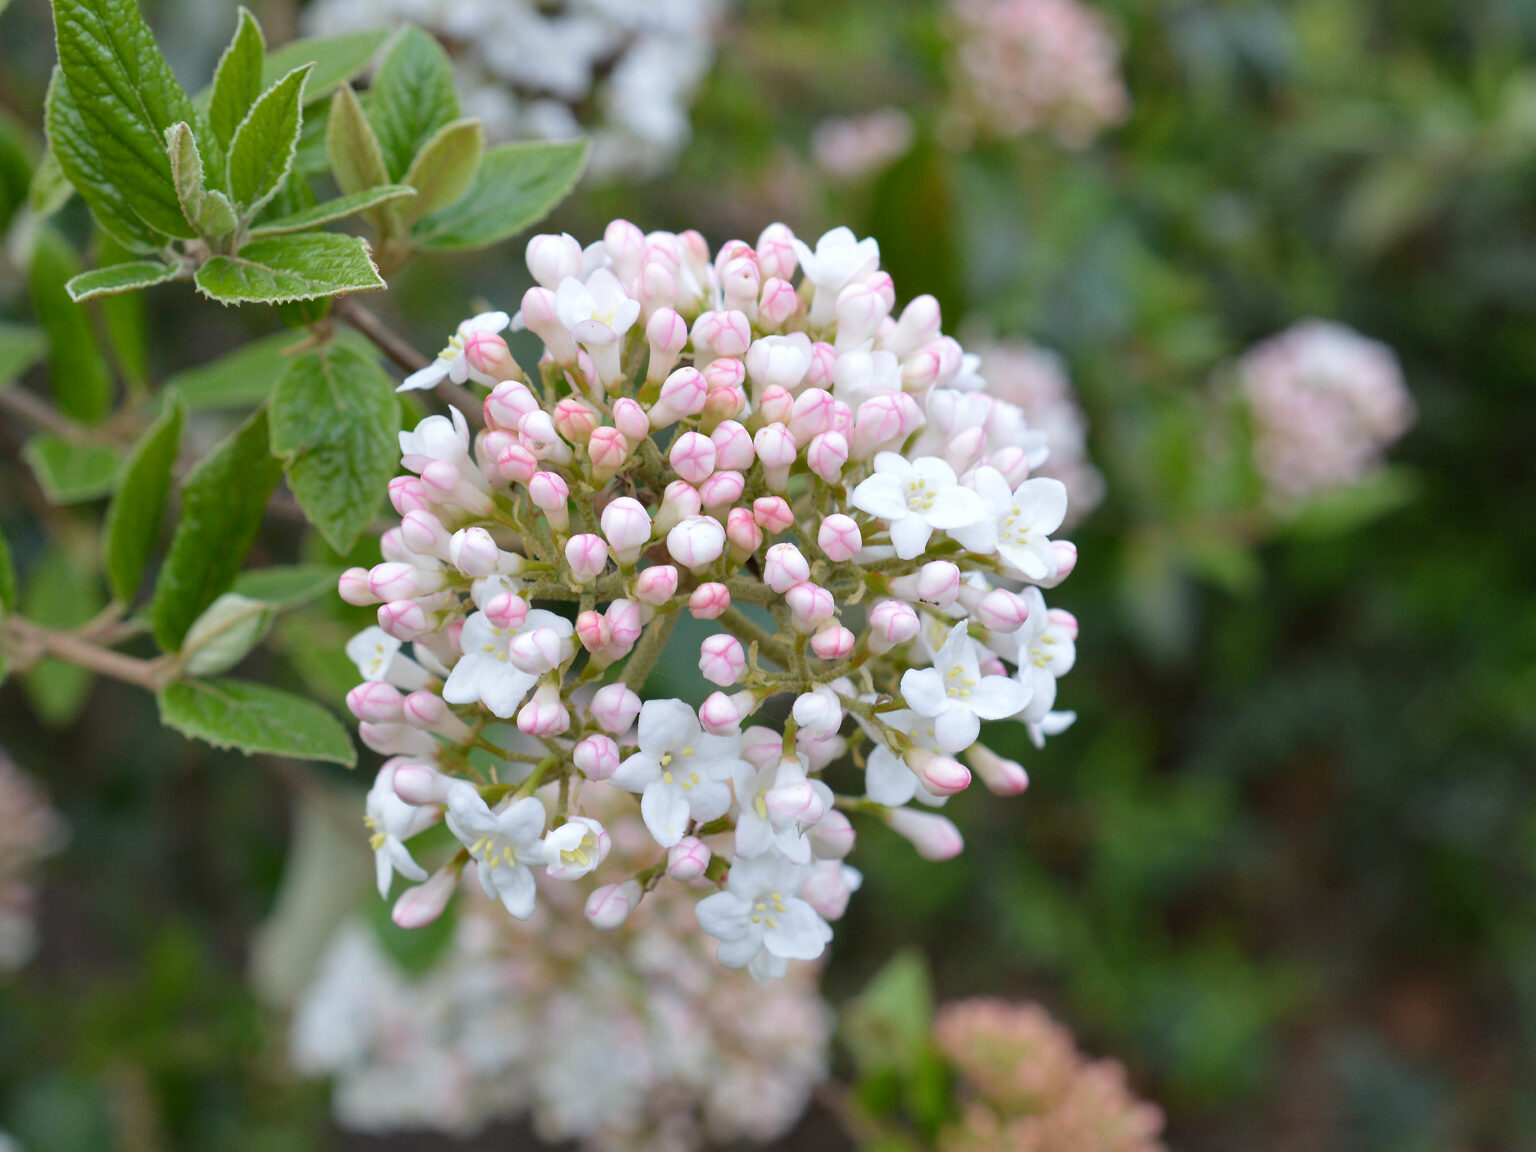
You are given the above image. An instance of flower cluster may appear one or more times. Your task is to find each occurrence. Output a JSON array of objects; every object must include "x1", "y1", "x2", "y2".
[
  {"x1": 0, "y1": 748, "x2": 65, "y2": 971},
  {"x1": 1237, "y1": 320, "x2": 1415, "y2": 509},
  {"x1": 811, "y1": 108, "x2": 915, "y2": 184},
  {"x1": 339, "y1": 221, "x2": 1081, "y2": 979},
  {"x1": 303, "y1": 0, "x2": 725, "y2": 177},
  {"x1": 934, "y1": 999, "x2": 1166, "y2": 1152},
  {"x1": 293, "y1": 797, "x2": 831, "y2": 1149},
  {"x1": 946, "y1": 0, "x2": 1130, "y2": 148}
]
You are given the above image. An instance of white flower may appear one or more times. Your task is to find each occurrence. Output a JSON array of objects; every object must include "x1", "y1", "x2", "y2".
[
  {"x1": 542, "y1": 817, "x2": 611, "y2": 880},
  {"x1": 398, "y1": 312, "x2": 510, "y2": 392},
  {"x1": 610, "y1": 699, "x2": 742, "y2": 846},
  {"x1": 790, "y1": 227, "x2": 880, "y2": 324},
  {"x1": 862, "y1": 710, "x2": 949, "y2": 808},
  {"x1": 365, "y1": 763, "x2": 434, "y2": 899},
  {"x1": 444, "y1": 784, "x2": 547, "y2": 919},
  {"x1": 731, "y1": 755, "x2": 831, "y2": 864},
  {"x1": 850, "y1": 453, "x2": 987, "y2": 560},
  {"x1": 442, "y1": 609, "x2": 573, "y2": 719},
  {"x1": 554, "y1": 269, "x2": 642, "y2": 346},
  {"x1": 1012, "y1": 587, "x2": 1076, "y2": 723},
  {"x1": 398, "y1": 407, "x2": 475, "y2": 474},
  {"x1": 950, "y1": 469, "x2": 1068, "y2": 581},
  {"x1": 696, "y1": 853, "x2": 832, "y2": 980},
  {"x1": 900, "y1": 621, "x2": 1031, "y2": 752},
  {"x1": 346, "y1": 627, "x2": 432, "y2": 691}
]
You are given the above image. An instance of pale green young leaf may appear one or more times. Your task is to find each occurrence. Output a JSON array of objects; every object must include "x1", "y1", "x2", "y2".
[
  {"x1": 247, "y1": 184, "x2": 415, "y2": 237},
  {"x1": 195, "y1": 233, "x2": 384, "y2": 305},
  {"x1": 149, "y1": 407, "x2": 283, "y2": 651},
  {"x1": 270, "y1": 342, "x2": 398, "y2": 553},
  {"x1": 411, "y1": 139, "x2": 588, "y2": 252},
  {"x1": 165, "y1": 121, "x2": 238, "y2": 240},
  {"x1": 49, "y1": 0, "x2": 197, "y2": 240},
  {"x1": 65, "y1": 260, "x2": 182, "y2": 302},
  {"x1": 22, "y1": 435, "x2": 121, "y2": 503},
  {"x1": 233, "y1": 564, "x2": 339, "y2": 606},
  {"x1": 209, "y1": 8, "x2": 266, "y2": 152},
  {"x1": 326, "y1": 84, "x2": 389, "y2": 196},
  {"x1": 261, "y1": 28, "x2": 388, "y2": 105},
  {"x1": 29, "y1": 227, "x2": 112, "y2": 423},
  {"x1": 179, "y1": 593, "x2": 275, "y2": 676},
  {"x1": 366, "y1": 28, "x2": 458, "y2": 181},
  {"x1": 21, "y1": 544, "x2": 104, "y2": 726},
  {"x1": 228, "y1": 64, "x2": 312, "y2": 217},
  {"x1": 398, "y1": 118, "x2": 483, "y2": 225},
  {"x1": 102, "y1": 392, "x2": 183, "y2": 602},
  {"x1": 158, "y1": 677, "x2": 356, "y2": 766},
  {"x1": 0, "y1": 324, "x2": 44, "y2": 386}
]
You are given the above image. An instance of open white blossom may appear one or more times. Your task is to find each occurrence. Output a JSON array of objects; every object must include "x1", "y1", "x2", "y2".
[
  {"x1": 610, "y1": 700, "x2": 741, "y2": 846},
  {"x1": 445, "y1": 786, "x2": 548, "y2": 918},
  {"x1": 399, "y1": 311, "x2": 510, "y2": 392},
  {"x1": 696, "y1": 854, "x2": 832, "y2": 981}
]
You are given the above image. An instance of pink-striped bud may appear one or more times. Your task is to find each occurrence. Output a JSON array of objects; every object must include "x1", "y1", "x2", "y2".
[
  {"x1": 726, "y1": 507, "x2": 763, "y2": 557},
  {"x1": 834, "y1": 281, "x2": 891, "y2": 350},
  {"x1": 901, "y1": 337, "x2": 960, "y2": 391},
  {"x1": 806, "y1": 431, "x2": 848, "y2": 483},
  {"x1": 585, "y1": 879, "x2": 641, "y2": 929},
  {"x1": 485, "y1": 380, "x2": 539, "y2": 431},
  {"x1": 339, "y1": 567, "x2": 377, "y2": 606},
  {"x1": 966, "y1": 744, "x2": 1030, "y2": 796},
  {"x1": 449, "y1": 527, "x2": 500, "y2": 578},
  {"x1": 907, "y1": 748, "x2": 972, "y2": 796},
  {"x1": 789, "y1": 388, "x2": 837, "y2": 443},
  {"x1": 400, "y1": 509, "x2": 450, "y2": 559},
  {"x1": 758, "y1": 276, "x2": 799, "y2": 328},
  {"x1": 392, "y1": 762, "x2": 453, "y2": 805},
  {"x1": 388, "y1": 475, "x2": 431, "y2": 517},
  {"x1": 669, "y1": 431, "x2": 716, "y2": 484},
  {"x1": 885, "y1": 807, "x2": 964, "y2": 861},
  {"x1": 810, "y1": 809, "x2": 856, "y2": 859},
  {"x1": 517, "y1": 410, "x2": 572, "y2": 465},
  {"x1": 702, "y1": 356, "x2": 747, "y2": 395},
  {"x1": 804, "y1": 341, "x2": 839, "y2": 388},
  {"x1": 689, "y1": 583, "x2": 731, "y2": 620},
  {"x1": 667, "y1": 515, "x2": 726, "y2": 571},
  {"x1": 576, "y1": 609, "x2": 612, "y2": 653},
  {"x1": 741, "y1": 725, "x2": 782, "y2": 769},
  {"x1": 867, "y1": 598, "x2": 920, "y2": 652},
  {"x1": 1048, "y1": 607, "x2": 1079, "y2": 640},
  {"x1": 400, "y1": 690, "x2": 456, "y2": 732},
  {"x1": 811, "y1": 622, "x2": 856, "y2": 660},
  {"x1": 885, "y1": 294, "x2": 943, "y2": 357},
  {"x1": 528, "y1": 471, "x2": 570, "y2": 531},
  {"x1": 604, "y1": 218, "x2": 646, "y2": 281},
  {"x1": 785, "y1": 581, "x2": 835, "y2": 632},
  {"x1": 792, "y1": 685, "x2": 843, "y2": 735},
  {"x1": 720, "y1": 256, "x2": 761, "y2": 313},
  {"x1": 646, "y1": 307, "x2": 689, "y2": 382},
  {"x1": 347, "y1": 681, "x2": 404, "y2": 723},
  {"x1": 852, "y1": 392, "x2": 925, "y2": 459},
  {"x1": 655, "y1": 475, "x2": 701, "y2": 534},
  {"x1": 520, "y1": 286, "x2": 577, "y2": 364},
  {"x1": 753, "y1": 423, "x2": 797, "y2": 491},
  {"x1": 891, "y1": 561, "x2": 961, "y2": 609},
  {"x1": 977, "y1": 588, "x2": 1031, "y2": 633},
  {"x1": 483, "y1": 590, "x2": 528, "y2": 631},
  {"x1": 368, "y1": 562, "x2": 448, "y2": 602},
  {"x1": 508, "y1": 626, "x2": 572, "y2": 674},
  {"x1": 756, "y1": 384, "x2": 794, "y2": 426},
  {"x1": 666, "y1": 836, "x2": 712, "y2": 881},
  {"x1": 639, "y1": 258, "x2": 678, "y2": 313},
  {"x1": 526, "y1": 232, "x2": 582, "y2": 287},
  {"x1": 698, "y1": 469, "x2": 745, "y2": 510},
  {"x1": 988, "y1": 444, "x2": 1032, "y2": 488},
  {"x1": 699, "y1": 633, "x2": 747, "y2": 685},
  {"x1": 574, "y1": 733, "x2": 621, "y2": 780},
  {"x1": 564, "y1": 534, "x2": 609, "y2": 583},
  {"x1": 710, "y1": 420, "x2": 755, "y2": 470},
  {"x1": 802, "y1": 860, "x2": 861, "y2": 921},
  {"x1": 392, "y1": 870, "x2": 457, "y2": 929},
  {"x1": 604, "y1": 599, "x2": 644, "y2": 652},
  {"x1": 746, "y1": 337, "x2": 811, "y2": 394},
  {"x1": 752, "y1": 497, "x2": 794, "y2": 535},
  {"x1": 589, "y1": 684, "x2": 642, "y2": 735},
  {"x1": 691, "y1": 309, "x2": 752, "y2": 360},
  {"x1": 945, "y1": 426, "x2": 988, "y2": 476},
  {"x1": 817, "y1": 515, "x2": 862, "y2": 562},
  {"x1": 517, "y1": 681, "x2": 569, "y2": 737},
  {"x1": 699, "y1": 689, "x2": 755, "y2": 735},
  {"x1": 464, "y1": 330, "x2": 517, "y2": 381},
  {"x1": 553, "y1": 397, "x2": 599, "y2": 444},
  {"x1": 588, "y1": 426, "x2": 630, "y2": 480},
  {"x1": 756, "y1": 223, "x2": 799, "y2": 280},
  {"x1": 613, "y1": 396, "x2": 651, "y2": 443},
  {"x1": 633, "y1": 564, "x2": 680, "y2": 606},
  {"x1": 495, "y1": 441, "x2": 538, "y2": 485},
  {"x1": 766, "y1": 777, "x2": 827, "y2": 826},
  {"x1": 1039, "y1": 541, "x2": 1078, "y2": 587},
  {"x1": 701, "y1": 382, "x2": 746, "y2": 427},
  {"x1": 378, "y1": 599, "x2": 431, "y2": 640},
  {"x1": 649, "y1": 367, "x2": 708, "y2": 427},
  {"x1": 764, "y1": 542, "x2": 810, "y2": 593},
  {"x1": 600, "y1": 496, "x2": 652, "y2": 565}
]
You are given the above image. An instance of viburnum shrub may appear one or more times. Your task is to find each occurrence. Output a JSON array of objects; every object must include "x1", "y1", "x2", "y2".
[{"x1": 341, "y1": 222, "x2": 1082, "y2": 978}]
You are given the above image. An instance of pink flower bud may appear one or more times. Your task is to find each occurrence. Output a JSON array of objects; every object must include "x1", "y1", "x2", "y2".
[
  {"x1": 758, "y1": 276, "x2": 800, "y2": 328},
  {"x1": 978, "y1": 588, "x2": 1031, "y2": 633},
  {"x1": 753, "y1": 423, "x2": 798, "y2": 491},
  {"x1": 817, "y1": 515, "x2": 862, "y2": 562},
  {"x1": 520, "y1": 285, "x2": 577, "y2": 364},
  {"x1": 449, "y1": 527, "x2": 500, "y2": 578},
  {"x1": 802, "y1": 860, "x2": 860, "y2": 920},
  {"x1": 585, "y1": 879, "x2": 642, "y2": 929},
  {"x1": 657, "y1": 478, "x2": 699, "y2": 534},
  {"x1": 485, "y1": 380, "x2": 539, "y2": 431},
  {"x1": 392, "y1": 762, "x2": 453, "y2": 805},
  {"x1": 987, "y1": 444, "x2": 1032, "y2": 488},
  {"x1": 806, "y1": 430, "x2": 849, "y2": 484},
  {"x1": 347, "y1": 681, "x2": 404, "y2": 723},
  {"x1": 400, "y1": 510, "x2": 450, "y2": 559},
  {"x1": 907, "y1": 748, "x2": 972, "y2": 796},
  {"x1": 613, "y1": 396, "x2": 651, "y2": 443},
  {"x1": 766, "y1": 777, "x2": 827, "y2": 825},
  {"x1": 339, "y1": 567, "x2": 378, "y2": 606},
  {"x1": 756, "y1": 385, "x2": 794, "y2": 426},
  {"x1": 667, "y1": 515, "x2": 726, "y2": 571},
  {"x1": 588, "y1": 426, "x2": 630, "y2": 480},
  {"x1": 966, "y1": 744, "x2": 1030, "y2": 796},
  {"x1": 518, "y1": 410, "x2": 572, "y2": 464},
  {"x1": 639, "y1": 259, "x2": 679, "y2": 314},
  {"x1": 698, "y1": 470, "x2": 745, "y2": 510},
  {"x1": 401, "y1": 690, "x2": 463, "y2": 735},
  {"x1": 576, "y1": 609, "x2": 612, "y2": 653},
  {"x1": 834, "y1": 281, "x2": 890, "y2": 350},
  {"x1": 699, "y1": 689, "x2": 755, "y2": 734},
  {"x1": 496, "y1": 442, "x2": 538, "y2": 485},
  {"x1": 649, "y1": 367, "x2": 708, "y2": 427},
  {"x1": 946, "y1": 426, "x2": 987, "y2": 476},
  {"x1": 1040, "y1": 541, "x2": 1078, "y2": 587},
  {"x1": 565, "y1": 534, "x2": 609, "y2": 584},
  {"x1": 553, "y1": 397, "x2": 600, "y2": 444},
  {"x1": 526, "y1": 231, "x2": 582, "y2": 287},
  {"x1": 634, "y1": 564, "x2": 680, "y2": 606},
  {"x1": 604, "y1": 218, "x2": 646, "y2": 280},
  {"x1": 792, "y1": 685, "x2": 843, "y2": 735},
  {"x1": 380, "y1": 528, "x2": 412, "y2": 564},
  {"x1": 721, "y1": 256, "x2": 761, "y2": 313},
  {"x1": 752, "y1": 497, "x2": 795, "y2": 535},
  {"x1": 885, "y1": 807, "x2": 964, "y2": 861},
  {"x1": 810, "y1": 809, "x2": 856, "y2": 858},
  {"x1": 885, "y1": 294, "x2": 943, "y2": 357},
  {"x1": 811, "y1": 622, "x2": 856, "y2": 660},
  {"x1": 666, "y1": 836, "x2": 712, "y2": 881},
  {"x1": 483, "y1": 590, "x2": 529, "y2": 631},
  {"x1": 868, "y1": 598, "x2": 920, "y2": 652},
  {"x1": 726, "y1": 507, "x2": 763, "y2": 557},
  {"x1": 763, "y1": 542, "x2": 810, "y2": 593},
  {"x1": 689, "y1": 582, "x2": 731, "y2": 620},
  {"x1": 368, "y1": 562, "x2": 447, "y2": 602},
  {"x1": 710, "y1": 420, "x2": 755, "y2": 470},
  {"x1": 1048, "y1": 607, "x2": 1079, "y2": 640},
  {"x1": 691, "y1": 309, "x2": 752, "y2": 359},
  {"x1": 378, "y1": 599, "x2": 430, "y2": 640},
  {"x1": 508, "y1": 626, "x2": 571, "y2": 674},
  {"x1": 604, "y1": 599, "x2": 644, "y2": 651},
  {"x1": 464, "y1": 330, "x2": 517, "y2": 381},
  {"x1": 785, "y1": 581, "x2": 835, "y2": 632},
  {"x1": 702, "y1": 356, "x2": 747, "y2": 394},
  {"x1": 891, "y1": 561, "x2": 961, "y2": 609},
  {"x1": 598, "y1": 496, "x2": 651, "y2": 565},
  {"x1": 646, "y1": 307, "x2": 689, "y2": 382},
  {"x1": 589, "y1": 684, "x2": 642, "y2": 735},
  {"x1": 757, "y1": 222, "x2": 799, "y2": 280},
  {"x1": 741, "y1": 725, "x2": 782, "y2": 769},
  {"x1": 528, "y1": 471, "x2": 570, "y2": 531},
  {"x1": 388, "y1": 476, "x2": 430, "y2": 517},
  {"x1": 701, "y1": 382, "x2": 746, "y2": 427},
  {"x1": 669, "y1": 430, "x2": 717, "y2": 484},
  {"x1": 699, "y1": 633, "x2": 747, "y2": 685},
  {"x1": 392, "y1": 870, "x2": 457, "y2": 929},
  {"x1": 574, "y1": 733, "x2": 621, "y2": 780},
  {"x1": 805, "y1": 341, "x2": 840, "y2": 389},
  {"x1": 518, "y1": 681, "x2": 569, "y2": 737},
  {"x1": 788, "y1": 388, "x2": 836, "y2": 443}
]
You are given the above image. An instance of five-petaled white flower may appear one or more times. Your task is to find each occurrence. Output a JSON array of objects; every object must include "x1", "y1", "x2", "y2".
[
  {"x1": 790, "y1": 226, "x2": 880, "y2": 324},
  {"x1": 696, "y1": 853, "x2": 832, "y2": 981},
  {"x1": 398, "y1": 312, "x2": 510, "y2": 392},
  {"x1": 1011, "y1": 587, "x2": 1077, "y2": 723},
  {"x1": 610, "y1": 699, "x2": 742, "y2": 846},
  {"x1": 850, "y1": 453, "x2": 987, "y2": 560},
  {"x1": 900, "y1": 621, "x2": 1031, "y2": 753},
  {"x1": 442, "y1": 609, "x2": 573, "y2": 719},
  {"x1": 554, "y1": 269, "x2": 642, "y2": 347},
  {"x1": 444, "y1": 783, "x2": 547, "y2": 919},
  {"x1": 365, "y1": 762, "x2": 435, "y2": 898},
  {"x1": 951, "y1": 468, "x2": 1068, "y2": 581}
]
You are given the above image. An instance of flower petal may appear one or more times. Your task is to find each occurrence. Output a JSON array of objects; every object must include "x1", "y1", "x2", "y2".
[{"x1": 641, "y1": 778, "x2": 691, "y2": 847}]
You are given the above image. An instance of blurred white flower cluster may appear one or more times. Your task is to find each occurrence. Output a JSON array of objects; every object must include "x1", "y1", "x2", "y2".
[
  {"x1": 0, "y1": 749, "x2": 64, "y2": 971},
  {"x1": 1238, "y1": 320, "x2": 1415, "y2": 508},
  {"x1": 293, "y1": 798, "x2": 831, "y2": 1148},
  {"x1": 947, "y1": 0, "x2": 1129, "y2": 148},
  {"x1": 301, "y1": 0, "x2": 725, "y2": 177},
  {"x1": 339, "y1": 220, "x2": 1082, "y2": 981}
]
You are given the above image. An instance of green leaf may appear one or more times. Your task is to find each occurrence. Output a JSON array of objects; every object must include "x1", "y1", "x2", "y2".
[
  {"x1": 261, "y1": 28, "x2": 388, "y2": 106},
  {"x1": 840, "y1": 950, "x2": 936, "y2": 1077},
  {"x1": 228, "y1": 64, "x2": 312, "y2": 217},
  {"x1": 208, "y1": 7, "x2": 265, "y2": 153},
  {"x1": 325, "y1": 84, "x2": 390, "y2": 230},
  {"x1": 233, "y1": 564, "x2": 338, "y2": 606},
  {"x1": 270, "y1": 342, "x2": 397, "y2": 553},
  {"x1": 22, "y1": 434, "x2": 121, "y2": 503},
  {"x1": 399, "y1": 118, "x2": 482, "y2": 225},
  {"x1": 179, "y1": 593, "x2": 275, "y2": 675},
  {"x1": 49, "y1": 0, "x2": 197, "y2": 240},
  {"x1": 157, "y1": 677, "x2": 356, "y2": 766},
  {"x1": 149, "y1": 408, "x2": 283, "y2": 651},
  {"x1": 102, "y1": 393, "x2": 183, "y2": 602},
  {"x1": 95, "y1": 233, "x2": 150, "y2": 389},
  {"x1": 195, "y1": 232, "x2": 384, "y2": 305},
  {"x1": 247, "y1": 184, "x2": 416, "y2": 237},
  {"x1": 1281, "y1": 467, "x2": 1421, "y2": 538},
  {"x1": 0, "y1": 526, "x2": 16, "y2": 613},
  {"x1": 0, "y1": 109, "x2": 35, "y2": 234},
  {"x1": 29, "y1": 226, "x2": 113, "y2": 423},
  {"x1": 27, "y1": 147, "x2": 73, "y2": 219},
  {"x1": 165, "y1": 121, "x2": 238, "y2": 240},
  {"x1": 0, "y1": 324, "x2": 45, "y2": 386},
  {"x1": 411, "y1": 139, "x2": 588, "y2": 252},
  {"x1": 20, "y1": 544, "x2": 104, "y2": 726},
  {"x1": 43, "y1": 70, "x2": 151, "y2": 250},
  {"x1": 65, "y1": 259, "x2": 182, "y2": 302},
  {"x1": 162, "y1": 328, "x2": 371, "y2": 409},
  {"x1": 366, "y1": 27, "x2": 458, "y2": 181}
]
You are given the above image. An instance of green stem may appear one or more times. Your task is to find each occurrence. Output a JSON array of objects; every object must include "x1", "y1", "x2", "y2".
[
  {"x1": 716, "y1": 606, "x2": 795, "y2": 670},
  {"x1": 622, "y1": 609, "x2": 681, "y2": 690}
]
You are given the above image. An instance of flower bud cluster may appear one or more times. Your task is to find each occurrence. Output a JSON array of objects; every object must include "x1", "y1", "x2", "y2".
[
  {"x1": 947, "y1": 0, "x2": 1130, "y2": 149},
  {"x1": 1236, "y1": 319, "x2": 1415, "y2": 509},
  {"x1": 0, "y1": 748, "x2": 65, "y2": 972},
  {"x1": 342, "y1": 221, "x2": 1081, "y2": 978}
]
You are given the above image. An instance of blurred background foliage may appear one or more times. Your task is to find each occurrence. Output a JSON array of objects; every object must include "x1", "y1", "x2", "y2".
[{"x1": 2, "y1": 0, "x2": 1535, "y2": 1149}]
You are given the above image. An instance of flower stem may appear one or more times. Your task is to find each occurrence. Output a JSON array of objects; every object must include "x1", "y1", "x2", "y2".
[{"x1": 622, "y1": 609, "x2": 680, "y2": 690}]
